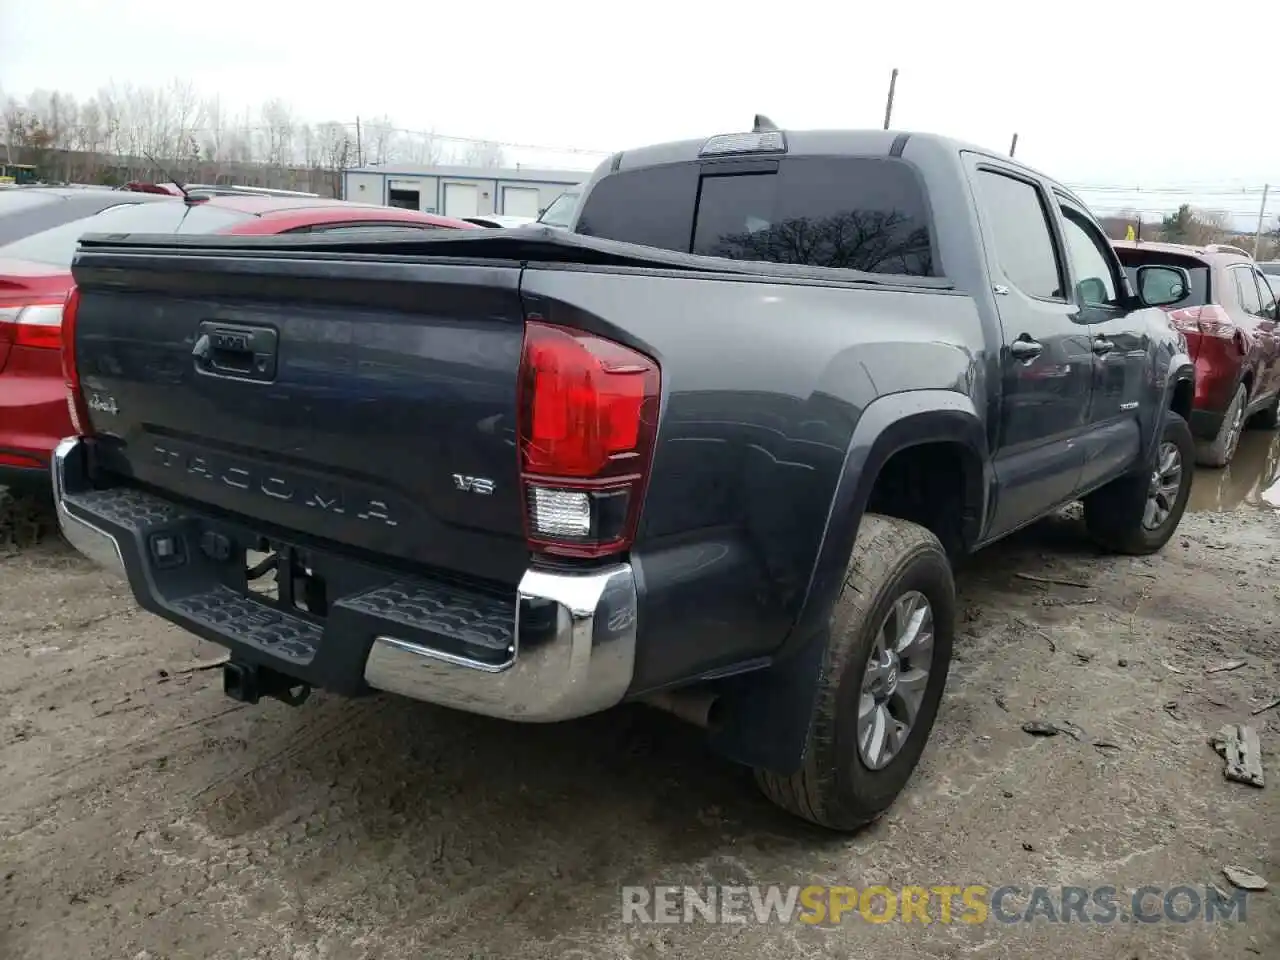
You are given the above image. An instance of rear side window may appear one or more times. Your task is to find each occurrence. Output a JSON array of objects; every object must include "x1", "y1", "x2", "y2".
[
  {"x1": 1256, "y1": 270, "x2": 1277, "y2": 313},
  {"x1": 1233, "y1": 266, "x2": 1264, "y2": 316},
  {"x1": 576, "y1": 157, "x2": 937, "y2": 276},
  {"x1": 973, "y1": 170, "x2": 1063, "y2": 299},
  {"x1": 0, "y1": 201, "x2": 253, "y2": 266},
  {"x1": 577, "y1": 165, "x2": 696, "y2": 251}
]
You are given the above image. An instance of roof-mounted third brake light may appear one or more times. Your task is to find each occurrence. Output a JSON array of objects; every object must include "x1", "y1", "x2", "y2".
[{"x1": 700, "y1": 114, "x2": 787, "y2": 158}]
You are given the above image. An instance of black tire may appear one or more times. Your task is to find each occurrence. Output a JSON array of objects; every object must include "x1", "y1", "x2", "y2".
[
  {"x1": 1196, "y1": 383, "x2": 1246, "y2": 468},
  {"x1": 754, "y1": 514, "x2": 954, "y2": 831},
  {"x1": 1084, "y1": 412, "x2": 1195, "y2": 555}
]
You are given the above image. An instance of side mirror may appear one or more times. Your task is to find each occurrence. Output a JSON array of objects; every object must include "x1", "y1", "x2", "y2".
[
  {"x1": 1077, "y1": 277, "x2": 1109, "y2": 305},
  {"x1": 1136, "y1": 264, "x2": 1192, "y2": 308}
]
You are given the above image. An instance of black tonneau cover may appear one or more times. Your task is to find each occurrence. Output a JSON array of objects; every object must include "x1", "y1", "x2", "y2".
[{"x1": 74, "y1": 225, "x2": 956, "y2": 291}]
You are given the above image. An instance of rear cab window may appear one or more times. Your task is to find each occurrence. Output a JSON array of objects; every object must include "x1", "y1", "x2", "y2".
[
  {"x1": 0, "y1": 201, "x2": 254, "y2": 266},
  {"x1": 575, "y1": 156, "x2": 936, "y2": 276}
]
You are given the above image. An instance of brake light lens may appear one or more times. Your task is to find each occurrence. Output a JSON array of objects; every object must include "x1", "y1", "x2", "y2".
[
  {"x1": 1196, "y1": 304, "x2": 1239, "y2": 341},
  {"x1": 60, "y1": 285, "x2": 93, "y2": 436},
  {"x1": 517, "y1": 321, "x2": 660, "y2": 558},
  {"x1": 0, "y1": 302, "x2": 64, "y2": 351},
  {"x1": 1164, "y1": 305, "x2": 1202, "y2": 334},
  {"x1": 1165, "y1": 304, "x2": 1239, "y2": 340}
]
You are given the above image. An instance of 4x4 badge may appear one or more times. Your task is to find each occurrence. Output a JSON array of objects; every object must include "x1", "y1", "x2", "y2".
[{"x1": 87, "y1": 392, "x2": 119, "y2": 415}]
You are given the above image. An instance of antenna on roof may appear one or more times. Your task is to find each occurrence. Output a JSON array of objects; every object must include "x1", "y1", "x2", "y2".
[
  {"x1": 753, "y1": 114, "x2": 779, "y2": 132},
  {"x1": 143, "y1": 152, "x2": 190, "y2": 200}
]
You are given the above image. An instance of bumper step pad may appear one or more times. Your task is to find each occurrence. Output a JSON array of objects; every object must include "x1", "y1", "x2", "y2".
[
  {"x1": 53, "y1": 438, "x2": 638, "y2": 721},
  {"x1": 59, "y1": 483, "x2": 516, "y2": 681}
]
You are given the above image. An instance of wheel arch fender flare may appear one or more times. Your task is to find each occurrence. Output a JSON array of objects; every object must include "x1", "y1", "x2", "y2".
[
  {"x1": 1146, "y1": 356, "x2": 1195, "y2": 462},
  {"x1": 790, "y1": 389, "x2": 990, "y2": 648},
  {"x1": 706, "y1": 389, "x2": 989, "y2": 774}
]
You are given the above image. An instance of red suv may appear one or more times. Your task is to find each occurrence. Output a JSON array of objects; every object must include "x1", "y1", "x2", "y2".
[
  {"x1": 0, "y1": 193, "x2": 475, "y2": 492},
  {"x1": 1114, "y1": 241, "x2": 1280, "y2": 467}
]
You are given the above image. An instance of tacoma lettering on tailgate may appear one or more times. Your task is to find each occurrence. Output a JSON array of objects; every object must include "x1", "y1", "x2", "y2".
[{"x1": 152, "y1": 444, "x2": 398, "y2": 527}]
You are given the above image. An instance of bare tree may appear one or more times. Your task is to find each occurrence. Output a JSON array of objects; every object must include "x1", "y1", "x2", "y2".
[
  {"x1": 403, "y1": 129, "x2": 443, "y2": 166},
  {"x1": 2, "y1": 79, "x2": 567, "y2": 193},
  {"x1": 169, "y1": 80, "x2": 204, "y2": 175},
  {"x1": 461, "y1": 139, "x2": 505, "y2": 168},
  {"x1": 259, "y1": 97, "x2": 296, "y2": 168},
  {"x1": 363, "y1": 115, "x2": 398, "y2": 165},
  {"x1": 315, "y1": 120, "x2": 353, "y2": 197},
  {"x1": 1184, "y1": 209, "x2": 1233, "y2": 247},
  {"x1": 2, "y1": 94, "x2": 25, "y2": 165},
  {"x1": 199, "y1": 96, "x2": 228, "y2": 180}
]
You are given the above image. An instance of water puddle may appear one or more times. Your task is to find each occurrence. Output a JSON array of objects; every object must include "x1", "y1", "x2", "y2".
[{"x1": 1187, "y1": 429, "x2": 1280, "y2": 513}]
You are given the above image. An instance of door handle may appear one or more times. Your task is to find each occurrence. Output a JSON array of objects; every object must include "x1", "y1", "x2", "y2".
[
  {"x1": 1092, "y1": 337, "x2": 1114, "y2": 355},
  {"x1": 193, "y1": 322, "x2": 278, "y2": 382},
  {"x1": 1009, "y1": 338, "x2": 1043, "y2": 362}
]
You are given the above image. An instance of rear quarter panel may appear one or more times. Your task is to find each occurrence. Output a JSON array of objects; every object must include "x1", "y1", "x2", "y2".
[{"x1": 519, "y1": 265, "x2": 987, "y2": 691}]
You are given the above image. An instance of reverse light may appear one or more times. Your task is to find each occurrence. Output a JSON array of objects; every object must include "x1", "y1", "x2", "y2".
[
  {"x1": 60, "y1": 285, "x2": 94, "y2": 436},
  {"x1": 517, "y1": 321, "x2": 660, "y2": 558}
]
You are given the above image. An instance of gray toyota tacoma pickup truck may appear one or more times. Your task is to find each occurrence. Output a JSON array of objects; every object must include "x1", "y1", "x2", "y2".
[{"x1": 53, "y1": 122, "x2": 1196, "y2": 830}]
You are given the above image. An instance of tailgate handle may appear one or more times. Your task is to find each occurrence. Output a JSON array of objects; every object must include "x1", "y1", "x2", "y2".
[{"x1": 193, "y1": 322, "x2": 278, "y2": 382}]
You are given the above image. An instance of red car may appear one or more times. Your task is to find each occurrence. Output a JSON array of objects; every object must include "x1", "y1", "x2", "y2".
[
  {"x1": 1114, "y1": 241, "x2": 1280, "y2": 467},
  {"x1": 0, "y1": 193, "x2": 475, "y2": 491}
]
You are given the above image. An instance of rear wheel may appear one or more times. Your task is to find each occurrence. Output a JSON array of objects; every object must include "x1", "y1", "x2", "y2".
[
  {"x1": 1084, "y1": 412, "x2": 1195, "y2": 555},
  {"x1": 754, "y1": 514, "x2": 954, "y2": 831},
  {"x1": 1197, "y1": 383, "x2": 1246, "y2": 467}
]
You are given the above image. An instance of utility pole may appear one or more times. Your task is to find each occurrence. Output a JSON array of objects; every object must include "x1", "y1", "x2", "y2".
[
  {"x1": 1009, "y1": 133, "x2": 1018, "y2": 158},
  {"x1": 883, "y1": 68, "x2": 898, "y2": 130},
  {"x1": 1252, "y1": 184, "x2": 1270, "y2": 258},
  {"x1": 355, "y1": 116, "x2": 363, "y2": 168}
]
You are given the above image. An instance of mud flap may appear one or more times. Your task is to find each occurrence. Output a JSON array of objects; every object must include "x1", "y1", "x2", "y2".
[{"x1": 704, "y1": 624, "x2": 829, "y2": 774}]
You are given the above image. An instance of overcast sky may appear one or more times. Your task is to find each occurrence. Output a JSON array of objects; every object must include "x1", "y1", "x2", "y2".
[{"x1": 3, "y1": 0, "x2": 1278, "y2": 222}]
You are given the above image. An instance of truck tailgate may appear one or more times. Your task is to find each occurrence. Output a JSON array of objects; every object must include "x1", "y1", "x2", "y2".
[{"x1": 70, "y1": 246, "x2": 530, "y2": 587}]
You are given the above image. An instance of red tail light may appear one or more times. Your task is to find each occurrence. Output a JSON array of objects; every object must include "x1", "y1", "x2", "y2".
[
  {"x1": 60, "y1": 285, "x2": 94, "y2": 436},
  {"x1": 0, "y1": 301, "x2": 65, "y2": 360},
  {"x1": 1168, "y1": 304, "x2": 1236, "y2": 336},
  {"x1": 1164, "y1": 305, "x2": 1203, "y2": 334},
  {"x1": 1165, "y1": 304, "x2": 1240, "y2": 342},
  {"x1": 517, "y1": 321, "x2": 660, "y2": 558},
  {"x1": 1195, "y1": 304, "x2": 1239, "y2": 341}
]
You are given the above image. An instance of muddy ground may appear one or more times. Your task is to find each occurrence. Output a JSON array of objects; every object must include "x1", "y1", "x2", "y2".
[{"x1": 2, "y1": 434, "x2": 1279, "y2": 960}]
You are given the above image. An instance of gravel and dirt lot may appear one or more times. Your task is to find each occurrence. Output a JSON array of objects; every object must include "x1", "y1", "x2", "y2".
[{"x1": 2, "y1": 435, "x2": 1278, "y2": 960}]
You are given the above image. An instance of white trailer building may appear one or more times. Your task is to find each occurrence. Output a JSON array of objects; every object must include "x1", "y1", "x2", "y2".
[{"x1": 342, "y1": 164, "x2": 585, "y2": 219}]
